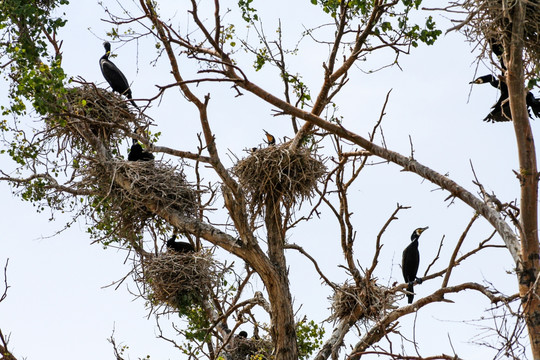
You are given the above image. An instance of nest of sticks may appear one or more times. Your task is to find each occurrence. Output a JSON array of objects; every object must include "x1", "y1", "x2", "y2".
[
  {"x1": 460, "y1": 0, "x2": 540, "y2": 75},
  {"x1": 224, "y1": 336, "x2": 274, "y2": 360},
  {"x1": 232, "y1": 143, "x2": 326, "y2": 209},
  {"x1": 329, "y1": 280, "x2": 397, "y2": 324},
  {"x1": 139, "y1": 250, "x2": 217, "y2": 310},
  {"x1": 84, "y1": 160, "x2": 197, "y2": 242},
  {"x1": 46, "y1": 85, "x2": 143, "y2": 152}
]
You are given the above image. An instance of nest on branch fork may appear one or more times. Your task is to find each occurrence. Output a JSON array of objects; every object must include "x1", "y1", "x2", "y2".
[
  {"x1": 46, "y1": 85, "x2": 144, "y2": 152},
  {"x1": 138, "y1": 250, "x2": 217, "y2": 312},
  {"x1": 223, "y1": 335, "x2": 274, "y2": 360},
  {"x1": 232, "y1": 143, "x2": 326, "y2": 211},
  {"x1": 84, "y1": 160, "x2": 197, "y2": 242},
  {"x1": 462, "y1": 0, "x2": 540, "y2": 73},
  {"x1": 329, "y1": 279, "x2": 397, "y2": 324}
]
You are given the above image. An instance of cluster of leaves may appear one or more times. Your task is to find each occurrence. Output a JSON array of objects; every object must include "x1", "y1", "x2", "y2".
[
  {"x1": 0, "y1": 0, "x2": 69, "y2": 116},
  {"x1": 375, "y1": 0, "x2": 441, "y2": 48},
  {"x1": 176, "y1": 293, "x2": 211, "y2": 343},
  {"x1": 296, "y1": 317, "x2": 325, "y2": 360},
  {"x1": 310, "y1": 0, "x2": 374, "y2": 18},
  {"x1": 309, "y1": 0, "x2": 441, "y2": 48},
  {"x1": 238, "y1": 0, "x2": 258, "y2": 22}
]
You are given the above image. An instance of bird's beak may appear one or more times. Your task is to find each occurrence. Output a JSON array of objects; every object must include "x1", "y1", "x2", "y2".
[{"x1": 419, "y1": 226, "x2": 429, "y2": 234}]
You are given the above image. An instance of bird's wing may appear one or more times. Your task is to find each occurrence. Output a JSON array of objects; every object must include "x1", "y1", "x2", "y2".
[
  {"x1": 526, "y1": 92, "x2": 540, "y2": 118},
  {"x1": 402, "y1": 244, "x2": 420, "y2": 282},
  {"x1": 100, "y1": 59, "x2": 131, "y2": 95}
]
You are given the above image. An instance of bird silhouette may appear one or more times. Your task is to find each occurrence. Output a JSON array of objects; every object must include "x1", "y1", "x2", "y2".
[
  {"x1": 167, "y1": 234, "x2": 195, "y2": 253},
  {"x1": 471, "y1": 74, "x2": 540, "y2": 122},
  {"x1": 127, "y1": 139, "x2": 154, "y2": 161},
  {"x1": 99, "y1": 41, "x2": 138, "y2": 109},
  {"x1": 402, "y1": 227, "x2": 428, "y2": 304}
]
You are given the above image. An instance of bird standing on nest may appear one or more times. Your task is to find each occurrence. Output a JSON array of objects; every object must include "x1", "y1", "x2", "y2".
[
  {"x1": 128, "y1": 138, "x2": 154, "y2": 161},
  {"x1": 402, "y1": 227, "x2": 428, "y2": 304},
  {"x1": 263, "y1": 130, "x2": 276, "y2": 146},
  {"x1": 99, "y1": 41, "x2": 138, "y2": 109},
  {"x1": 167, "y1": 234, "x2": 195, "y2": 253}
]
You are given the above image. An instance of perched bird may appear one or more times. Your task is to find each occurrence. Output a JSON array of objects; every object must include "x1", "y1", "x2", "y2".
[
  {"x1": 238, "y1": 331, "x2": 248, "y2": 339},
  {"x1": 167, "y1": 234, "x2": 195, "y2": 253},
  {"x1": 471, "y1": 74, "x2": 540, "y2": 122},
  {"x1": 99, "y1": 41, "x2": 138, "y2": 109},
  {"x1": 128, "y1": 138, "x2": 154, "y2": 161},
  {"x1": 263, "y1": 130, "x2": 276, "y2": 146},
  {"x1": 402, "y1": 227, "x2": 428, "y2": 304}
]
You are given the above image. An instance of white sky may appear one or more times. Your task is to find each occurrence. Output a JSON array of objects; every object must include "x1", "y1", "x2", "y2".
[{"x1": 0, "y1": 1, "x2": 534, "y2": 359}]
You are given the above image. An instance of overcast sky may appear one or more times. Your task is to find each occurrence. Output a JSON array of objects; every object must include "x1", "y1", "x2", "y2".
[{"x1": 0, "y1": 1, "x2": 534, "y2": 359}]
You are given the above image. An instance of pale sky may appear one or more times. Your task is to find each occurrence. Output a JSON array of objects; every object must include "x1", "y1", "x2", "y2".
[{"x1": 0, "y1": 1, "x2": 532, "y2": 359}]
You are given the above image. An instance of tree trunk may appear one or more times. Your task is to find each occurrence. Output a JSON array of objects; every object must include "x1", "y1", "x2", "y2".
[
  {"x1": 264, "y1": 195, "x2": 298, "y2": 360},
  {"x1": 507, "y1": 1, "x2": 540, "y2": 358}
]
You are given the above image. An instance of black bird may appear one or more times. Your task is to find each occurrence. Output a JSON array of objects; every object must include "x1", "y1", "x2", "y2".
[
  {"x1": 263, "y1": 130, "x2": 276, "y2": 146},
  {"x1": 100, "y1": 41, "x2": 138, "y2": 109},
  {"x1": 128, "y1": 138, "x2": 154, "y2": 161},
  {"x1": 471, "y1": 74, "x2": 540, "y2": 122},
  {"x1": 402, "y1": 227, "x2": 428, "y2": 304},
  {"x1": 526, "y1": 91, "x2": 540, "y2": 118},
  {"x1": 238, "y1": 331, "x2": 248, "y2": 339},
  {"x1": 489, "y1": 37, "x2": 505, "y2": 70},
  {"x1": 167, "y1": 235, "x2": 195, "y2": 253},
  {"x1": 470, "y1": 74, "x2": 511, "y2": 122}
]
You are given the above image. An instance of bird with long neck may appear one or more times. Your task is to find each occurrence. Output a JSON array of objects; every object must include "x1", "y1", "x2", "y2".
[
  {"x1": 470, "y1": 74, "x2": 540, "y2": 122},
  {"x1": 402, "y1": 227, "x2": 428, "y2": 304},
  {"x1": 99, "y1": 41, "x2": 138, "y2": 109}
]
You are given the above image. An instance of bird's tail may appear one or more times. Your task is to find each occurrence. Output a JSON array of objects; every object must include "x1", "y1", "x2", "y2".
[
  {"x1": 125, "y1": 90, "x2": 139, "y2": 110},
  {"x1": 130, "y1": 99, "x2": 139, "y2": 110},
  {"x1": 407, "y1": 282, "x2": 414, "y2": 304}
]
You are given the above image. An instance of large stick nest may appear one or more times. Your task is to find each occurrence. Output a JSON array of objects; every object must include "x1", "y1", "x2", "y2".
[
  {"x1": 461, "y1": 0, "x2": 540, "y2": 75},
  {"x1": 223, "y1": 336, "x2": 274, "y2": 360},
  {"x1": 328, "y1": 280, "x2": 397, "y2": 324},
  {"x1": 46, "y1": 85, "x2": 143, "y2": 152},
  {"x1": 138, "y1": 250, "x2": 218, "y2": 310},
  {"x1": 232, "y1": 144, "x2": 326, "y2": 208},
  {"x1": 84, "y1": 160, "x2": 197, "y2": 242}
]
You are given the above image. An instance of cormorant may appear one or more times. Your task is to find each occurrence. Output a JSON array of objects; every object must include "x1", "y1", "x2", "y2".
[
  {"x1": 402, "y1": 227, "x2": 428, "y2": 304},
  {"x1": 526, "y1": 91, "x2": 540, "y2": 118},
  {"x1": 471, "y1": 74, "x2": 540, "y2": 122},
  {"x1": 127, "y1": 138, "x2": 154, "y2": 161},
  {"x1": 167, "y1": 235, "x2": 195, "y2": 253},
  {"x1": 489, "y1": 38, "x2": 505, "y2": 70},
  {"x1": 263, "y1": 130, "x2": 276, "y2": 146},
  {"x1": 238, "y1": 331, "x2": 248, "y2": 339},
  {"x1": 99, "y1": 41, "x2": 138, "y2": 109},
  {"x1": 470, "y1": 75, "x2": 511, "y2": 122}
]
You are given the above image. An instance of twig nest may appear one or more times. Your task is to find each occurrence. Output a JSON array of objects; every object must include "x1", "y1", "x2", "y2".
[
  {"x1": 224, "y1": 336, "x2": 274, "y2": 360},
  {"x1": 47, "y1": 85, "x2": 142, "y2": 149},
  {"x1": 85, "y1": 160, "x2": 197, "y2": 242},
  {"x1": 329, "y1": 280, "x2": 397, "y2": 324},
  {"x1": 232, "y1": 144, "x2": 326, "y2": 206},
  {"x1": 463, "y1": 0, "x2": 540, "y2": 73},
  {"x1": 141, "y1": 250, "x2": 217, "y2": 310}
]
